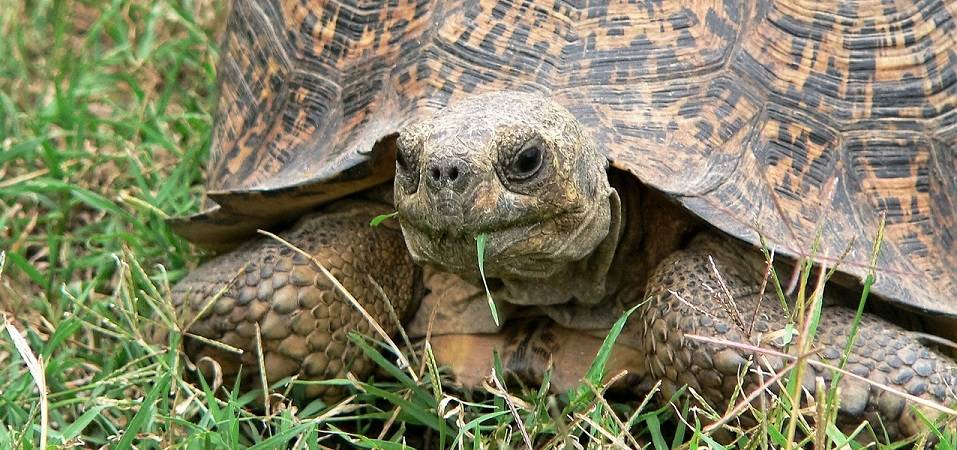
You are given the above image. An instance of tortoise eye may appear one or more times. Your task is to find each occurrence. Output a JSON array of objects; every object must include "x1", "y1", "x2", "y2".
[{"x1": 506, "y1": 140, "x2": 545, "y2": 182}]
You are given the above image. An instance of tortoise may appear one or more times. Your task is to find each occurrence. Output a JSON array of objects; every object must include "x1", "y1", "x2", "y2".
[{"x1": 168, "y1": 0, "x2": 957, "y2": 440}]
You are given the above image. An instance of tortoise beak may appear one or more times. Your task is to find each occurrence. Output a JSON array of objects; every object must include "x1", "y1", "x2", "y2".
[{"x1": 425, "y1": 199, "x2": 468, "y2": 234}]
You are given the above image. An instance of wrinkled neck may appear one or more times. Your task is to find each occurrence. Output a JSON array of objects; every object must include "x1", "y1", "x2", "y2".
[
  {"x1": 493, "y1": 180, "x2": 627, "y2": 329},
  {"x1": 487, "y1": 170, "x2": 700, "y2": 331},
  {"x1": 512, "y1": 171, "x2": 700, "y2": 331}
]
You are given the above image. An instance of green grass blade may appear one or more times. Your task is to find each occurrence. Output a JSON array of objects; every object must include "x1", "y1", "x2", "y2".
[
  {"x1": 325, "y1": 426, "x2": 412, "y2": 450},
  {"x1": 113, "y1": 372, "x2": 170, "y2": 450},
  {"x1": 475, "y1": 233, "x2": 500, "y2": 326},
  {"x1": 828, "y1": 216, "x2": 885, "y2": 407},
  {"x1": 57, "y1": 405, "x2": 108, "y2": 444},
  {"x1": 356, "y1": 382, "x2": 448, "y2": 435},
  {"x1": 568, "y1": 303, "x2": 640, "y2": 407},
  {"x1": 369, "y1": 211, "x2": 398, "y2": 227},
  {"x1": 246, "y1": 422, "x2": 318, "y2": 450},
  {"x1": 645, "y1": 414, "x2": 668, "y2": 450},
  {"x1": 2, "y1": 251, "x2": 47, "y2": 287},
  {"x1": 349, "y1": 333, "x2": 435, "y2": 408}
]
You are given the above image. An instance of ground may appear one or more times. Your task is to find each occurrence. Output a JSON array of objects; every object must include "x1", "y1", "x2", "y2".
[{"x1": 0, "y1": 0, "x2": 952, "y2": 448}]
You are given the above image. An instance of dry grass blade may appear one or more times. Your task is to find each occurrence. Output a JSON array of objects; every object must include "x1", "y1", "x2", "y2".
[
  {"x1": 369, "y1": 275, "x2": 419, "y2": 368},
  {"x1": 585, "y1": 378, "x2": 642, "y2": 449},
  {"x1": 0, "y1": 168, "x2": 48, "y2": 189},
  {"x1": 702, "y1": 356, "x2": 799, "y2": 434},
  {"x1": 911, "y1": 332, "x2": 957, "y2": 352},
  {"x1": 258, "y1": 229, "x2": 416, "y2": 382},
  {"x1": 627, "y1": 379, "x2": 662, "y2": 428},
  {"x1": 784, "y1": 260, "x2": 829, "y2": 448},
  {"x1": 418, "y1": 295, "x2": 442, "y2": 380},
  {"x1": 575, "y1": 412, "x2": 631, "y2": 449},
  {"x1": 670, "y1": 289, "x2": 720, "y2": 324},
  {"x1": 194, "y1": 356, "x2": 225, "y2": 395},
  {"x1": 4, "y1": 315, "x2": 47, "y2": 449},
  {"x1": 376, "y1": 400, "x2": 405, "y2": 440},
  {"x1": 184, "y1": 332, "x2": 244, "y2": 355},
  {"x1": 747, "y1": 250, "x2": 774, "y2": 338},
  {"x1": 539, "y1": 371, "x2": 632, "y2": 450},
  {"x1": 314, "y1": 395, "x2": 359, "y2": 422},
  {"x1": 487, "y1": 368, "x2": 533, "y2": 449},
  {"x1": 686, "y1": 334, "x2": 957, "y2": 416},
  {"x1": 813, "y1": 376, "x2": 828, "y2": 449},
  {"x1": 254, "y1": 323, "x2": 270, "y2": 416},
  {"x1": 707, "y1": 256, "x2": 746, "y2": 333},
  {"x1": 183, "y1": 264, "x2": 247, "y2": 332},
  {"x1": 118, "y1": 191, "x2": 170, "y2": 219}
]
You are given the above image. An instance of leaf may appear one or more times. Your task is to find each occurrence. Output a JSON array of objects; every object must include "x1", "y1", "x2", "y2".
[
  {"x1": 41, "y1": 316, "x2": 81, "y2": 359},
  {"x1": 134, "y1": 2, "x2": 163, "y2": 62},
  {"x1": 765, "y1": 323, "x2": 799, "y2": 347},
  {"x1": 474, "y1": 234, "x2": 499, "y2": 326},
  {"x1": 5, "y1": 316, "x2": 48, "y2": 448}
]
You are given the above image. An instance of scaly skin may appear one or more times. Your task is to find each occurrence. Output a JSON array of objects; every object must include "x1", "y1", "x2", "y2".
[{"x1": 171, "y1": 201, "x2": 416, "y2": 401}]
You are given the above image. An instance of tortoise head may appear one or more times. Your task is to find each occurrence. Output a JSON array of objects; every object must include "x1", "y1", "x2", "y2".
[{"x1": 394, "y1": 91, "x2": 616, "y2": 280}]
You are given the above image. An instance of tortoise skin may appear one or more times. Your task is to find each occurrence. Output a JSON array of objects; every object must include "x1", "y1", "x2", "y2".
[{"x1": 179, "y1": 0, "x2": 957, "y2": 317}]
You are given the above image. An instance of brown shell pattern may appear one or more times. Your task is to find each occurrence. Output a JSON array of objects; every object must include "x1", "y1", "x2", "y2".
[{"x1": 194, "y1": 0, "x2": 957, "y2": 315}]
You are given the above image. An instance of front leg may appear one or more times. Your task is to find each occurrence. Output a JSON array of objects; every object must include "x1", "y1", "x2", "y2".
[
  {"x1": 168, "y1": 201, "x2": 417, "y2": 401},
  {"x1": 639, "y1": 235, "x2": 957, "y2": 440}
]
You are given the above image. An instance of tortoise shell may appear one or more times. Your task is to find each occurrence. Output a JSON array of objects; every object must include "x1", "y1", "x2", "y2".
[{"x1": 173, "y1": 0, "x2": 957, "y2": 317}]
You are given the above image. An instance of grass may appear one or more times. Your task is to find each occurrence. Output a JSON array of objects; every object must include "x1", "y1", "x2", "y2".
[{"x1": 1, "y1": 0, "x2": 955, "y2": 448}]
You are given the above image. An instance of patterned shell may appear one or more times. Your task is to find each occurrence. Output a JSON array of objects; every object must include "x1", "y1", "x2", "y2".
[{"x1": 177, "y1": 0, "x2": 957, "y2": 316}]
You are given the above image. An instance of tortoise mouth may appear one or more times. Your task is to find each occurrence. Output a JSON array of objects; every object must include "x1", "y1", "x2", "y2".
[
  {"x1": 397, "y1": 207, "x2": 573, "y2": 240},
  {"x1": 397, "y1": 208, "x2": 585, "y2": 278}
]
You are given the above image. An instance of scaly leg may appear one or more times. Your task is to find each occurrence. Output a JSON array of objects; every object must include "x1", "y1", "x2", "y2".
[
  {"x1": 638, "y1": 234, "x2": 957, "y2": 439},
  {"x1": 169, "y1": 201, "x2": 417, "y2": 400}
]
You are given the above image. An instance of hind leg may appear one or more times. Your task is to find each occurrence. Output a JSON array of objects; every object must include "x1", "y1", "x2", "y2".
[{"x1": 169, "y1": 201, "x2": 417, "y2": 401}]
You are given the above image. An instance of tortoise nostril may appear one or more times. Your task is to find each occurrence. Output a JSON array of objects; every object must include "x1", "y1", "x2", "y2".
[{"x1": 424, "y1": 158, "x2": 471, "y2": 193}]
